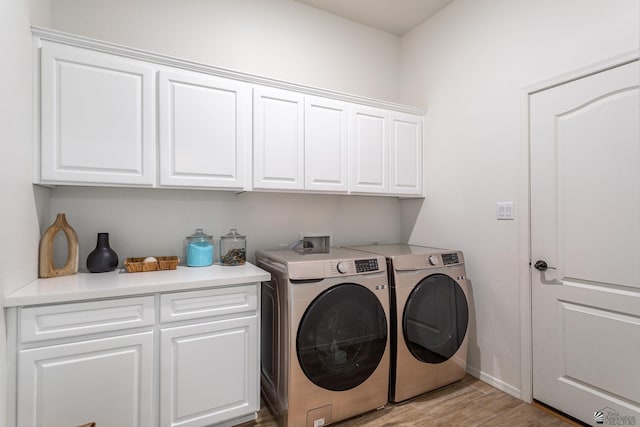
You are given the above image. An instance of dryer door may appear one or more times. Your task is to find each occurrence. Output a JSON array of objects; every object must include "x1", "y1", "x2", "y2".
[
  {"x1": 296, "y1": 283, "x2": 387, "y2": 391},
  {"x1": 403, "y1": 273, "x2": 468, "y2": 364}
]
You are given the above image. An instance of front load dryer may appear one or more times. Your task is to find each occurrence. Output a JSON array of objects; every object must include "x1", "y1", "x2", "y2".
[
  {"x1": 256, "y1": 248, "x2": 390, "y2": 427},
  {"x1": 347, "y1": 244, "x2": 469, "y2": 402}
]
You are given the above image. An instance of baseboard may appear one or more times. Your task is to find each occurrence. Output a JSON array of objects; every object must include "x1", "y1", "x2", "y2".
[{"x1": 466, "y1": 365, "x2": 522, "y2": 399}]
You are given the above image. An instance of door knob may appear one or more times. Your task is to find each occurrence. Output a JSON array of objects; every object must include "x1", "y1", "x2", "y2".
[{"x1": 534, "y1": 260, "x2": 556, "y2": 271}]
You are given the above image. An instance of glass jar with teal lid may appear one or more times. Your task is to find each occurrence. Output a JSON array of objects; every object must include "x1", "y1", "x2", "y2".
[{"x1": 185, "y1": 228, "x2": 214, "y2": 267}]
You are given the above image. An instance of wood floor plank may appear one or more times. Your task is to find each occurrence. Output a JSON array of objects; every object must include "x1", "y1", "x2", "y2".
[
  {"x1": 335, "y1": 403, "x2": 431, "y2": 426},
  {"x1": 238, "y1": 375, "x2": 575, "y2": 427},
  {"x1": 480, "y1": 401, "x2": 570, "y2": 427}
]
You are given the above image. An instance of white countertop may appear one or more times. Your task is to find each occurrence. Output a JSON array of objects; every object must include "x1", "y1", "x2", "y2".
[{"x1": 5, "y1": 263, "x2": 270, "y2": 307}]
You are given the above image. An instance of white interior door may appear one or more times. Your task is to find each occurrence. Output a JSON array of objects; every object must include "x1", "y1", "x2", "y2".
[{"x1": 531, "y1": 60, "x2": 640, "y2": 426}]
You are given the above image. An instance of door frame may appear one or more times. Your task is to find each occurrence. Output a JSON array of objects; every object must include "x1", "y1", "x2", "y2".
[{"x1": 518, "y1": 49, "x2": 639, "y2": 403}]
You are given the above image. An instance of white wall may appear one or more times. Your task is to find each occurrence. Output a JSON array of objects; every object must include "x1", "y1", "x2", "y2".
[
  {"x1": 44, "y1": 0, "x2": 409, "y2": 271},
  {"x1": 400, "y1": 0, "x2": 639, "y2": 396},
  {"x1": 49, "y1": 187, "x2": 404, "y2": 268},
  {"x1": 50, "y1": 0, "x2": 401, "y2": 102},
  {"x1": 0, "y1": 0, "x2": 52, "y2": 421}
]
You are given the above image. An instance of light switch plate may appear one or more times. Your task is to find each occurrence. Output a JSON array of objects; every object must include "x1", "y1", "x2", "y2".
[{"x1": 496, "y1": 202, "x2": 515, "y2": 220}]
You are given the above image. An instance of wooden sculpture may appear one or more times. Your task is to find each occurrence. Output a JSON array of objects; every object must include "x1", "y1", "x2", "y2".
[{"x1": 39, "y1": 213, "x2": 79, "y2": 278}]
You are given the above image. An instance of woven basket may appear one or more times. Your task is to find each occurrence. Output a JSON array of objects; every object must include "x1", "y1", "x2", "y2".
[{"x1": 124, "y1": 256, "x2": 179, "y2": 273}]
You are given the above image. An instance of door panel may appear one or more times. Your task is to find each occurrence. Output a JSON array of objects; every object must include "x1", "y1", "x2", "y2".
[
  {"x1": 160, "y1": 316, "x2": 258, "y2": 427},
  {"x1": 158, "y1": 69, "x2": 250, "y2": 189},
  {"x1": 562, "y1": 302, "x2": 640, "y2": 401},
  {"x1": 17, "y1": 332, "x2": 154, "y2": 427},
  {"x1": 530, "y1": 60, "x2": 640, "y2": 425},
  {"x1": 305, "y1": 96, "x2": 349, "y2": 192},
  {"x1": 40, "y1": 42, "x2": 155, "y2": 185},
  {"x1": 557, "y1": 87, "x2": 640, "y2": 286},
  {"x1": 350, "y1": 106, "x2": 389, "y2": 193},
  {"x1": 390, "y1": 112, "x2": 423, "y2": 195},
  {"x1": 253, "y1": 87, "x2": 304, "y2": 190}
]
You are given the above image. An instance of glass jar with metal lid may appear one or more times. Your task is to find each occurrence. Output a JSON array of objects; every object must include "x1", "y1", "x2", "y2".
[{"x1": 220, "y1": 228, "x2": 246, "y2": 266}]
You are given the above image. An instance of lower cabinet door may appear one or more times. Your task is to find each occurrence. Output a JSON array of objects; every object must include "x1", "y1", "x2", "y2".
[
  {"x1": 17, "y1": 331, "x2": 154, "y2": 427},
  {"x1": 160, "y1": 315, "x2": 258, "y2": 427}
]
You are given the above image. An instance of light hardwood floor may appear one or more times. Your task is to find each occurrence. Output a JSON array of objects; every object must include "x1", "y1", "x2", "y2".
[{"x1": 241, "y1": 375, "x2": 579, "y2": 426}]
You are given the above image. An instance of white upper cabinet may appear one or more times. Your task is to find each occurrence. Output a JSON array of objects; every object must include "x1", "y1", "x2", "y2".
[
  {"x1": 350, "y1": 107, "x2": 424, "y2": 196},
  {"x1": 158, "y1": 69, "x2": 251, "y2": 189},
  {"x1": 253, "y1": 87, "x2": 304, "y2": 190},
  {"x1": 390, "y1": 112, "x2": 423, "y2": 195},
  {"x1": 34, "y1": 30, "x2": 424, "y2": 197},
  {"x1": 305, "y1": 96, "x2": 349, "y2": 192},
  {"x1": 39, "y1": 41, "x2": 155, "y2": 186},
  {"x1": 350, "y1": 105, "x2": 389, "y2": 194}
]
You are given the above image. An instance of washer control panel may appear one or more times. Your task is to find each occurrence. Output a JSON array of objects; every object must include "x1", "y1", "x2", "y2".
[
  {"x1": 355, "y1": 258, "x2": 379, "y2": 273},
  {"x1": 327, "y1": 258, "x2": 381, "y2": 276},
  {"x1": 336, "y1": 262, "x2": 349, "y2": 274}
]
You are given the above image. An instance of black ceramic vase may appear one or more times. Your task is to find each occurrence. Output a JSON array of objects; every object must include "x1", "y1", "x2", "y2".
[{"x1": 86, "y1": 233, "x2": 119, "y2": 273}]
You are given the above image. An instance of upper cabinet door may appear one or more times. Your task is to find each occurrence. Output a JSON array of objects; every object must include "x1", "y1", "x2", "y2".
[
  {"x1": 253, "y1": 87, "x2": 304, "y2": 190},
  {"x1": 350, "y1": 105, "x2": 389, "y2": 194},
  {"x1": 39, "y1": 41, "x2": 155, "y2": 186},
  {"x1": 390, "y1": 112, "x2": 423, "y2": 195},
  {"x1": 305, "y1": 96, "x2": 349, "y2": 192},
  {"x1": 158, "y1": 70, "x2": 251, "y2": 189}
]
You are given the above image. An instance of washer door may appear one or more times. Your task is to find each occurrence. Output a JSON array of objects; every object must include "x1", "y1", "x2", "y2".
[
  {"x1": 403, "y1": 273, "x2": 468, "y2": 364},
  {"x1": 296, "y1": 283, "x2": 387, "y2": 391}
]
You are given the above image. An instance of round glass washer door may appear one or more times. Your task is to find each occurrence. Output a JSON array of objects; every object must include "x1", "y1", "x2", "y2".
[
  {"x1": 403, "y1": 273, "x2": 468, "y2": 364},
  {"x1": 296, "y1": 283, "x2": 387, "y2": 391}
]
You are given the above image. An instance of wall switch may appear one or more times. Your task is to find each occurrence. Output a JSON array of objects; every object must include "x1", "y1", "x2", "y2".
[{"x1": 496, "y1": 202, "x2": 515, "y2": 220}]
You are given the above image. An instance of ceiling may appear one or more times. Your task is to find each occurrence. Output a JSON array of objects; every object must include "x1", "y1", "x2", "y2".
[{"x1": 293, "y1": 0, "x2": 453, "y2": 36}]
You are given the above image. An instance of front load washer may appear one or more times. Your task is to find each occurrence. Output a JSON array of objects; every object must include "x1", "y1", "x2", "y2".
[
  {"x1": 256, "y1": 248, "x2": 390, "y2": 427},
  {"x1": 347, "y1": 244, "x2": 469, "y2": 402}
]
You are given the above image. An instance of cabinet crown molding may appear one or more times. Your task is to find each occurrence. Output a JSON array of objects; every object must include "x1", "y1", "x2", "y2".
[{"x1": 32, "y1": 26, "x2": 426, "y2": 115}]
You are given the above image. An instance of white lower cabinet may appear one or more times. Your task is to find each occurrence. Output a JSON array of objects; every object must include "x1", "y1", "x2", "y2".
[
  {"x1": 160, "y1": 316, "x2": 257, "y2": 427},
  {"x1": 17, "y1": 332, "x2": 154, "y2": 427},
  {"x1": 11, "y1": 284, "x2": 260, "y2": 427}
]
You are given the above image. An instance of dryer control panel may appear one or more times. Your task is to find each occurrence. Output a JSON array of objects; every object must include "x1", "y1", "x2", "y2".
[{"x1": 442, "y1": 253, "x2": 460, "y2": 265}]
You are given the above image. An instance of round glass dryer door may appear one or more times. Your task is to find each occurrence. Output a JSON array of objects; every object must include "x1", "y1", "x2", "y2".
[
  {"x1": 296, "y1": 283, "x2": 387, "y2": 391},
  {"x1": 403, "y1": 273, "x2": 468, "y2": 364}
]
